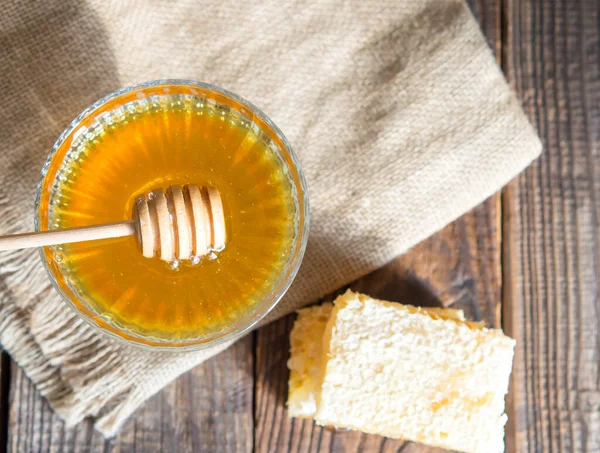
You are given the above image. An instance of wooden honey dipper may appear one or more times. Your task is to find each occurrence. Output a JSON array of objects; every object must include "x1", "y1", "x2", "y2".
[{"x1": 0, "y1": 184, "x2": 226, "y2": 262}]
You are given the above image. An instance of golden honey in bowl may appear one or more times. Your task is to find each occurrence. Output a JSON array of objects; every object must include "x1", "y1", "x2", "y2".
[{"x1": 36, "y1": 81, "x2": 308, "y2": 348}]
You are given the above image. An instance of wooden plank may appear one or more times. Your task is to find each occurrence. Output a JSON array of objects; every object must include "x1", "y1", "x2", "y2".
[
  {"x1": 7, "y1": 336, "x2": 254, "y2": 453},
  {"x1": 502, "y1": 0, "x2": 600, "y2": 452},
  {"x1": 7, "y1": 362, "x2": 107, "y2": 453},
  {"x1": 254, "y1": 0, "x2": 503, "y2": 450}
]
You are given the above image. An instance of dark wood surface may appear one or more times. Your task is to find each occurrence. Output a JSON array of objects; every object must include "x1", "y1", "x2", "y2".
[
  {"x1": 3, "y1": 0, "x2": 599, "y2": 451},
  {"x1": 502, "y1": 0, "x2": 600, "y2": 452}
]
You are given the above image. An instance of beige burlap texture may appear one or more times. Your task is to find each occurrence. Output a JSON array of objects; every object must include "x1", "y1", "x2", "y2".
[{"x1": 0, "y1": 0, "x2": 541, "y2": 437}]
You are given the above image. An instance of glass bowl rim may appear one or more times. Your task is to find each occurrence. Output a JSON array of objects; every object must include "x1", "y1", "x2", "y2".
[{"x1": 34, "y1": 79, "x2": 310, "y2": 351}]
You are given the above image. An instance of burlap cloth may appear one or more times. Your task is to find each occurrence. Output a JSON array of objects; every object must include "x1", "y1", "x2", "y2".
[{"x1": 0, "y1": 0, "x2": 541, "y2": 437}]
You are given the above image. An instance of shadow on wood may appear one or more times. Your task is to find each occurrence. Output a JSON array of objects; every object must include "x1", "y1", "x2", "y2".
[
  {"x1": 254, "y1": 195, "x2": 501, "y2": 453},
  {"x1": 254, "y1": 260, "x2": 448, "y2": 453}
]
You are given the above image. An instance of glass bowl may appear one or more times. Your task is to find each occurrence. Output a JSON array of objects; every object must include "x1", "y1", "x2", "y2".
[{"x1": 35, "y1": 80, "x2": 309, "y2": 350}]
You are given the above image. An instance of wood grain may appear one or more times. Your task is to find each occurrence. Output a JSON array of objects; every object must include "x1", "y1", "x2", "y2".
[
  {"x1": 502, "y1": 0, "x2": 600, "y2": 452},
  {"x1": 7, "y1": 337, "x2": 254, "y2": 453},
  {"x1": 253, "y1": 1, "x2": 504, "y2": 450}
]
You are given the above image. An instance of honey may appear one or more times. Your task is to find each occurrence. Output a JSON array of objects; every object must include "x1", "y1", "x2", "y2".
[{"x1": 44, "y1": 87, "x2": 299, "y2": 342}]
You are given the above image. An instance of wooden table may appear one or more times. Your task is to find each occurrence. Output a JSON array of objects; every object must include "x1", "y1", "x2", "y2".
[{"x1": 2, "y1": 0, "x2": 598, "y2": 451}]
